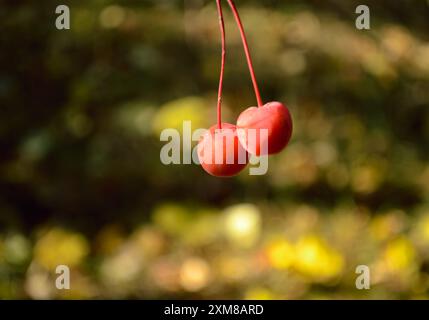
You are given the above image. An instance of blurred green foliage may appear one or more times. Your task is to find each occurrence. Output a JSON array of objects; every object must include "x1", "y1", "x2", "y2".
[{"x1": 0, "y1": 0, "x2": 429, "y2": 299}]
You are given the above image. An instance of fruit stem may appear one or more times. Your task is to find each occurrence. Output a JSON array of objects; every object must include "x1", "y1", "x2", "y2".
[
  {"x1": 226, "y1": 0, "x2": 263, "y2": 107},
  {"x1": 216, "y1": 0, "x2": 226, "y2": 129}
]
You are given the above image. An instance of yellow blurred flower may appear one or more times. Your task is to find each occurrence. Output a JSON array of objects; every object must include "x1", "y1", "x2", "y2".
[
  {"x1": 370, "y1": 210, "x2": 406, "y2": 242},
  {"x1": 294, "y1": 235, "x2": 344, "y2": 280},
  {"x1": 132, "y1": 227, "x2": 166, "y2": 258},
  {"x1": 245, "y1": 287, "x2": 275, "y2": 300},
  {"x1": 416, "y1": 214, "x2": 429, "y2": 243},
  {"x1": 34, "y1": 228, "x2": 89, "y2": 270},
  {"x1": 351, "y1": 161, "x2": 386, "y2": 194},
  {"x1": 99, "y1": 5, "x2": 126, "y2": 29},
  {"x1": 216, "y1": 255, "x2": 250, "y2": 282},
  {"x1": 266, "y1": 239, "x2": 295, "y2": 270},
  {"x1": 3, "y1": 233, "x2": 31, "y2": 265},
  {"x1": 25, "y1": 263, "x2": 53, "y2": 299},
  {"x1": 224, "y1": 204, "x2": 261, "y2": 248},
  {"x1": 180, "y1": 258, "x2": 211, "y2": 292},
  {"x1": 152, "y1": 203, "x2": 190, "y2": 236},
  {"x1": 383, "y1": 237, "x2": 416, "y2": 273},
  {"x1": 99, "y1": 243, "x2": 143, "y2": 286},
  {"x1": 152, "y1": 96, "x2": 209, "y2": 136},
  {"x1": 381, "y1": 25, "x2": 414, "y2": 62}
]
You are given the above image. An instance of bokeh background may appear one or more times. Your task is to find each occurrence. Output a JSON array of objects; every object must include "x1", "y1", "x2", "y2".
[{"x1": 1, "y1": 0, "x2": 429, "y2": 299}]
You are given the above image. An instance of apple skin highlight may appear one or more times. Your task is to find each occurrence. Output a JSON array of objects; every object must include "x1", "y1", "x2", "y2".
[
  {"x1": 237, "y1": 101, "x2": 293, "y2": 156},
  {"x1": 198, "y1": 123, "x2": 248, "y2": 177}
]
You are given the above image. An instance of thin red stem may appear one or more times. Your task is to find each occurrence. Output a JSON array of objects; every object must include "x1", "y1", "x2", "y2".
[
  {"x1": 216, "y1": 0, "x2": 226, "y2": 129},
  {"x1": 226, "y1": 0, "x2": 263, "y2": 107}
]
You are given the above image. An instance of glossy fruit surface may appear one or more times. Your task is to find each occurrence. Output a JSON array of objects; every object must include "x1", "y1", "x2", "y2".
[
  {"x1": 236, "y1": 101, "x2": 293, "y2": 156},
  {"x1": 198, "y1": 123, "x2": 248, "y2": 177}
]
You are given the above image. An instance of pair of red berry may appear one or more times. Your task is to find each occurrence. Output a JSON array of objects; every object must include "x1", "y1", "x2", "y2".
[{"x1": 197, "y1": 0, "x2": 293, "y2": 177}]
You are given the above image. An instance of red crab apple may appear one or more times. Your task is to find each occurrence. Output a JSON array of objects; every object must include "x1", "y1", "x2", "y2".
[
  {"x1": 236, "y1": 101, "x2": 293, "y2": 156},
  {"x1": 198, "y1": 123, "x2": 248, "y2": 177}
]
